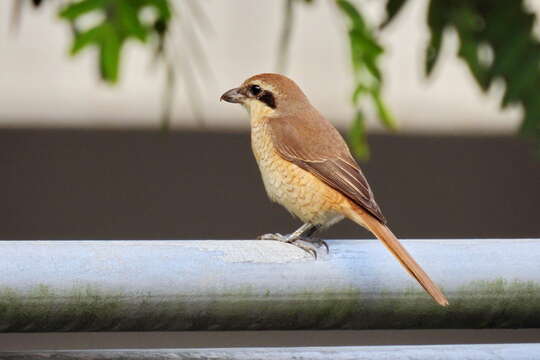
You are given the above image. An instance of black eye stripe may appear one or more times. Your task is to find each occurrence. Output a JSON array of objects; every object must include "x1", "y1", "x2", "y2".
[{"x1": 258, "y1": 90, "x2": 276, "y2": 109}]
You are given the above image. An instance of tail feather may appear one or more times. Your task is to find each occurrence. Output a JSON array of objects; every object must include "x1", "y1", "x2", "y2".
[{"x1": 346, "y1": 207, "x2": 449, "y2": 307}]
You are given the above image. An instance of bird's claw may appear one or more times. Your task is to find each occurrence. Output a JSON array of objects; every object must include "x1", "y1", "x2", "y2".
[
  {"x1": 288, "y1": 239, "x2": 319, "y2": 259},
  {"x1": 299, "y1": 236, "x2": 329, "y2": 254}
]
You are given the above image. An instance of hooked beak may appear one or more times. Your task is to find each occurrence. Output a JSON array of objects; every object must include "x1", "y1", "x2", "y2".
[{"x1": 220, "y1": 87, "x2": 246, "y2": 104}]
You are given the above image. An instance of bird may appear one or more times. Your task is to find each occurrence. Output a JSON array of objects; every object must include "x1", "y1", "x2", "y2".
[{"x1": 220, "y1": 73, "x2": 449, "y2": 307}]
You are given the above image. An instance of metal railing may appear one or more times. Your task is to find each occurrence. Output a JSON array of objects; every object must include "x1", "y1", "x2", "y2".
[
  {"x1": 1, "y1": 239, "x2": 539, "y2": 331},
  {"x1": 0, "y1": 344, "x2": 539, "y2": 359}
]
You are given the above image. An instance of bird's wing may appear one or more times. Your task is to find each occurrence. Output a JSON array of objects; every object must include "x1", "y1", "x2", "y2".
[{"x1": 268, "y1": 111, "x2": 386, "y2": 224}]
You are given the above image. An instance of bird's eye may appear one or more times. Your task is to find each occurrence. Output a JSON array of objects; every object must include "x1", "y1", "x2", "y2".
[{"x1": 249, "y1": 84, "x2": 262, "y2": 96}]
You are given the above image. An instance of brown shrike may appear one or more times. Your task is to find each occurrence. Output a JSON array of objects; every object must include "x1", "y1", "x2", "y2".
[{"x1": 221, "y1": 73, "x2": 448, "y2": 306}]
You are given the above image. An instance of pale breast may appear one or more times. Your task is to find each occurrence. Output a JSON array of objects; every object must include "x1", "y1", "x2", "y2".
[{"x1": 250, "y1": 118, "x2": 344, "y2": 227}]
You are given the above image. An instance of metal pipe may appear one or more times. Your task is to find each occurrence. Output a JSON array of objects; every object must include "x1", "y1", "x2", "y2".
[
  {"x1": 1, "y1": 344, "x2": 539, "y2": 360},
  {"x1": 0, "y1": 239, "x2": 539, "y2": 331}
]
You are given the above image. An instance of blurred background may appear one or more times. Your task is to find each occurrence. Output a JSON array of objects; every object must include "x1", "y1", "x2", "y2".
[{"x1": 1, "y1": 0, "x2": 539, "y2": 240}]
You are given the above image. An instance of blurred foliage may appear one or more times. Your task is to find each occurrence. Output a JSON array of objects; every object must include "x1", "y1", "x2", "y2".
[
  {"x1": 383, "y1": 0, "x2": 540, "y2": 151},
  {"x1": 12, "y1": 0, "x2": 540, "y2": 157},
  {"x1": 56, "y1": 0, "x2": 211, "y2": 130},
  {"x1": 336, "y1": 0, "x2": 396, "y2": 159},
  {"x1": 59, "y1": 0, "x2": 171, "y2": 83}
]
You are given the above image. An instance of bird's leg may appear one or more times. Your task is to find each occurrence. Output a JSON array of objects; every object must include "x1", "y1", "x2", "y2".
[
  {"x1": 301, "y1": 224, "x2": 320, "y2": 237},
  {"x1": 258, "y1": 223, "x2": 328, "y2": 258}
]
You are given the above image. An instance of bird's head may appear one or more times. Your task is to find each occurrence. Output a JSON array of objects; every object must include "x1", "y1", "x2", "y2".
[{"x1": 220, "y1": 73, "x2": 309, "y2": 117}]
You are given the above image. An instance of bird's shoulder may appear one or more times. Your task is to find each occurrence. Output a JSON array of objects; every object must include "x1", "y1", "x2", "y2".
[{"x1": 267, "y1": 108, "x2": 353, "y2": 162}]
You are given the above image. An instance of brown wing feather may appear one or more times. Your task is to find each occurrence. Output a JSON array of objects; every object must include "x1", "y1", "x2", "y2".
[{"x1": 268, "y1": 110, "x2": 387, "y2": 224}]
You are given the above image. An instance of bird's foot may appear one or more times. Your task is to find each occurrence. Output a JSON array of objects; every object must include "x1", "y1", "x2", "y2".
[
  {"x1": 297, "y1": 236, "x2": 329, "y2": 254},
  {"x1": 257, "y1": 233, "x2": 328, "y2": 259}
]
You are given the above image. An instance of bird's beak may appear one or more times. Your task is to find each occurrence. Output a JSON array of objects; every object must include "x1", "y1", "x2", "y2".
[{"x1": 220, "y1": 87, "x2": 245, "y2": 104}]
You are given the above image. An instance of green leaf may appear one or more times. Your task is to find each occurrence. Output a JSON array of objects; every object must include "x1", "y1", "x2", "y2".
[
  {"x1": 363, "y1": 57, "x2": 382, "y2": 81},
  {"x1": 59, "y1": 0, "x2": 172, "y2": 84},
  {"x1": 99, "y1": 23, "x2": 122, "y2": 83},
  {"x1": 423, "y1": 0, "x2": 540, "y2": 154},
  {"x1": 488, "y1": 35, "x2": 528, "y2": 82},
  {"x1": 371, "y1": 90, "x2": 396, "y2": 130},
  {"x1": 349, "y1": 28, "x2": 383, "y2": 57},
  {"x1": 337, "y1": 0, "x2": 393, "y2": 158},
  {"x1": 348, "y1": 111, "x2": 370, "y2": 160},
  {"x1": 501, "y1": 53, "x2": 540, "y2": 106},
  {"x1": 117, "y1": 2, "x2": 148, "y2": 41},
  {"x1": 457, "y1": 34, "x2": 489, "y2": 90},
  {"x1": 424, "y1": 0, "x2": 448, "y2": 75},
  {"x1": 70, "y1": 25, "x2": 104, "y2": 55},
  {"x1": 59, "y1": 0, "x2": 106, "y2": 20},
  {"x1": 425, "y1": 32, "x2": 442, "y2": 75},
  {"x1": 336, "y1": 0, "x2": 366, "y2": 30},
  {"x1": 352, "y1": 83, "x2": 368, "y2": 104},
  {"x1": 381, "y1": 0, "x2": 408, "y2": 28}
]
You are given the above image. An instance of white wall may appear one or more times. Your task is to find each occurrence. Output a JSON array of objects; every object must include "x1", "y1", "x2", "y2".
[{"x1": 0, "y1": 0, "x2": 524, "y2": 133}]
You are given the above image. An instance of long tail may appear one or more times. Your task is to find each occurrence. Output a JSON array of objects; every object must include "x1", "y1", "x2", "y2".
[{"x1": 345, "y1": 206, "x2": 449, "y2": 306}]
